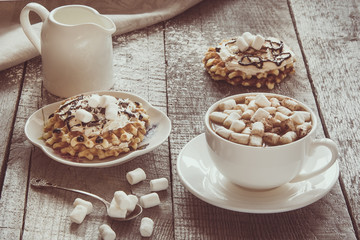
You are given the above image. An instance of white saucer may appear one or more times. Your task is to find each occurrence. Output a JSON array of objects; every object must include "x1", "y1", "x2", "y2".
[{"x1": 176, "y1": 134, "x2": 339, "y2": 214}]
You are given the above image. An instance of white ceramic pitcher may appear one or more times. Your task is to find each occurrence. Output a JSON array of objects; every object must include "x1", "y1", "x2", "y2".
[{"x1": 20, "y1": 3, "x2": 116, "y2": 98}]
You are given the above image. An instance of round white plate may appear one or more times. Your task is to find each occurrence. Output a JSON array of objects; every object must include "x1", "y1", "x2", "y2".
[
  {"x1": 177, "y1": 134, "x2": 339, "y2": 214},
  {"x1": 25, "y1": 91, "x2": 171, "y2": 168}
]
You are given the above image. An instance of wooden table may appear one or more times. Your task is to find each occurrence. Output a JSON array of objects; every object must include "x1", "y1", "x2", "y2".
[{"x1": 1, "y1": 0, "x2": 359, "y2": 239}]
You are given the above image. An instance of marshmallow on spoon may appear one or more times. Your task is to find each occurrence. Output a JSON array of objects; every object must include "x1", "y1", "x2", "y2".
[
  {"x1": 99, "y1": 224, "x2": 116, "y2": 240},
  {"x1": 114, "y1": 191, "x2": 130, "y2": 210}
]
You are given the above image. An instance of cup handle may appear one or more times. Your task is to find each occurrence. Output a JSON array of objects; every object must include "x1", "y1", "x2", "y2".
[
  {"x1": 20, "y1": 3, "x2": 49, "y2": 54},
  {"x1": 291, "y1": 138, "x2": 338, "y2": 182}
]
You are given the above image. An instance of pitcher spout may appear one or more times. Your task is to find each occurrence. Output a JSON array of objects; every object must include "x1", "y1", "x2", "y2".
[{"x1": 49, "y1": 5, "x2": 116, "y2": 34}]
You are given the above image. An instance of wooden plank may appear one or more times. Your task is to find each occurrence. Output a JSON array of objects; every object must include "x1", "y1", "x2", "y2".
[
  {"x1": 165, "y1": 0, "x2": 356, "y2": 238},
  {"x1": 290, "y1": 0, "x2": 360, "y2": 237},
  {"x1": 0, "y1": 64, "x2": 25, "y2": 240}
]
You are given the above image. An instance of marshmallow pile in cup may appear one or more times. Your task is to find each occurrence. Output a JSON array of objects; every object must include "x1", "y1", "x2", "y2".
[{"x1": 209, "y1": 93, "x2": 312, "y2": 147}]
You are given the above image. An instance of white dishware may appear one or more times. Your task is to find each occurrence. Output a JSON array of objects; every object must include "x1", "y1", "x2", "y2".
[
  {"x1": 24, "y1": 91, "x2": 172, "y2": 168},
  {"x1": 20, "y1": 3, "x2": 116, "y2": 97},
  {"x1": 177, "y1": 134, "x2": 339, "y2": 213},
  {"x1": 205, "y1": 93, "x2": 338, "y2": 190}
]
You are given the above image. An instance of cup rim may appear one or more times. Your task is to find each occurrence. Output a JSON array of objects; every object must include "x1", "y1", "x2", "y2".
[{"x1": 204, "y1": 92, "x2": 318, "y2": 149}]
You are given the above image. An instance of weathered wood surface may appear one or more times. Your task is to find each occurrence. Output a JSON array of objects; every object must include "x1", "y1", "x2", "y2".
[
  {"x1": 290, "y1": 1, "x2": 360, "y2": 237},
  {"x1": 0, "y1": 0, "x2": 359, "y2": 239}
]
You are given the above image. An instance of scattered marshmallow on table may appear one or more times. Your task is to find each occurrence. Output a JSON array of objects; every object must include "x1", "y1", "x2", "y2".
[
  {"x1": 140, "y1": 193, "x2": 161, "y2": 208},
  {"x1": 150, "y1": 178, "x2": 169, "y2": 192},
  {"x1": 70, "y1": 205, "x2": 88, "y2": 224},
  {"x1": 99, "y1": 224, "x2": 116, "y2": 240},
  {"x1": 73, "y1": 198, "x2": 93, "y2": 214},
  {"x1": 140, "y1": 217, "x2": 154, "y2": 237},
  {"x1": 126, "y1": 168, "x2": 146, "y2": 185},
  {"x1": 69, "y1": 198, "x2": 93, "y2": 224}
]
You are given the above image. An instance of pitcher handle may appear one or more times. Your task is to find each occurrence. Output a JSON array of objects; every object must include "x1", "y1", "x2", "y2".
[
  {"x1": 291, "y1": 138, "x2": 338, "y2": 182},
  {"x1": 20, "y1": 3, "x2": 49, "y2": 54}
]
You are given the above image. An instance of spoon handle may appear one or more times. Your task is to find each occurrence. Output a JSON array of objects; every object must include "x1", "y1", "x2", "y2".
[{"x1": 30, "y1": 178, "x2": 110, "y2": 207}]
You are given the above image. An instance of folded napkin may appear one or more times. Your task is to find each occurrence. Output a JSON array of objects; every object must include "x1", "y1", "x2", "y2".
[{"x1": 0, "y1": 0, "x2": 202, "y2": 72}]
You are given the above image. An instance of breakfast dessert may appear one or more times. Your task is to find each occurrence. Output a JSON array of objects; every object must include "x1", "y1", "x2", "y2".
[
  {"x1": 203, "y1": 32, "x2": 296, "y2": 89},
  {"x1": 43, "y1": 94, "x2": 149, "y2": 161},
  {"x1": 209, "y1": 93, "x2": 312, "y2": 147}
]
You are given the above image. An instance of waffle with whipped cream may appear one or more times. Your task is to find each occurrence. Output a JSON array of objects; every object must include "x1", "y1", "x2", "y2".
[
  {"x1": 203, "y1": 32, "x2": 296, "y2": 89},
  {"x1": 43, "y1": 94, "x2": 149, "y2": 161}
]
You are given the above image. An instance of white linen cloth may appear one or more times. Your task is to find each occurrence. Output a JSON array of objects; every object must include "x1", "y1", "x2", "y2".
[{"x1": 0, "y1": 0, "x2": 202, "y2": 71}]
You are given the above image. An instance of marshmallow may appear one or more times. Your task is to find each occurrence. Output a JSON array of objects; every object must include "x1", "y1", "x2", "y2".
[
  {"x1": 263, "y1": 132, "x2": 280, "y2": 145},
  {"x1": 114, "y1": 191, "x2": 130, "y2": 210},
  {"x1": 247, "y1": 100, "x2": 258, "y2": 111},
  {"x1": 245, "y1": 96, "x2": 256, "y2": 104},
  {"x1": 294, "y1": 111, "x2": 311, "y2": 121},
  {"x1": 236, "y1": 36, "x2": 249, "y2": 52},
  {"x1": 127, "y1": 194, "x2": 139, "y2": 212},
  {"x1": 277, "y1": 106, "x2": 292, "y2": 116},
  {"x1": 251, "y1": 122, "x2": 265, "y2": 137},
  {"x1": 99, "y1": 224, "x2": 116, "y2": 240},
  {"x1": 219, "y1": 99, "x2": 236, "y2": 110},
  {"x1": 223, "y1": 112, "x2": 241, "y2": 128},
  {"x1": 241, "y1": 109, "x2": 254, "y2": 120},
  {"x1": 290, "y1": 112, "x2": 305, "y2": 125},
  {"x1": 251, "y1": 34, "x2": 265, "y2": 50},
  {"x1": 73, "y1": 198, "x2": 93, "y2": 214},
  {"x1": 219, "y1": 48, "x2": 232, "y2": 60},
  {"x1": 242, "y1": 32, "x2": 255, "y2": 45},
  {"x1": 229, "y1": 119, "x2": 246, "y2": 132},
  {"x1": 224, "y1": 109, "x2": 242, "y2": 115},
  {"x1": 249, "y1": 135, "x2": 263, "y2": 146},
  {"x1": 282, "y1": 99, "x2": 299, "y2": 111},
  {"x1": 99, "y1": 95, "x2": 117, "y2": 108},
  {"x1": 215, "y1": 126, "x2": 232, "y2": 139},
  {"x1": 105, "y1": 103, "x2": 119, "y2": 120},
  {"x1": 140, "y1": 217, "x2": 154, "y2": 237},
  {"x1": 270, "y1": 97, "x2": 280, "y2": 107},
  {"x1": 281, "y1": 118, "x2": 296, "y2": 132},
  {"x1": 75, "y1": 109, "x2": 93, "y2": 123},
  {"x1": 275, "y1": 112, "x2": 289, "y2": 121},
  {"x1": 230, "y1": 132, "x2": 249, "y2": 145},
  {"x1": 263, "y1": 106, "x2": 277, "y2": 114},
  {"x1": 234, "y1": 104, "x2": 247, "y2": 112},
  {"x1": 255, "y1": 94, "x2": 271, "y2": 107},
  {"x1": 251, "y1": 108, "x2": 270, "y2": 122},
  {"x1": 296, "y1": 122, "x2": 312, "y2": 138},
  {"x1": 279, "y1": 131, "x2": 297, "y2": 144},
  {"x1": 150, "y1": 178, "x2": 169, "y2": 192},
  {"x1": 242, "y1": 126, "x2": 252, "y2": 135},
  {"x1": 88, "y1": 94, "x2": 101, "y2": 108},
  {"x1": 107, "y1": 198, "x2": 127, "y2": 218},
  {"x1": 126, "y1": 168, "x2": 146, "y2": 185},
  {"x1": 69, "y1": 205, "x2": 88, "y2": 224},
  {"x1": 209, "y1": 112, "x2": 228, "y2": 124},
  {"x1": 140, "y1": 193, "x2": 160, "y2": 209}
]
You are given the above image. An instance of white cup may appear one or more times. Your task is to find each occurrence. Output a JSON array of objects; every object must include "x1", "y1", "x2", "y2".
[
  {"x1": 20, "y1": 3, "x2": 116, "y2": 97},
  {"x1": 204, "y1": 93, "x2": 338, "y2": 190}
]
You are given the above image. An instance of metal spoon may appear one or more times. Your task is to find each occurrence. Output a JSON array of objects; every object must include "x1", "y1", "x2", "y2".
[{"x1": 30, "y1": 178, "x2": 142, "y2": 221}]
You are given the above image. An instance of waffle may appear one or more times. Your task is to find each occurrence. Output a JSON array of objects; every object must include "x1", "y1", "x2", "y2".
[
  {"x1": 43, "y1": 94, "x2": 149, "y2": 161},
  {"x1": 203, "y1": 33, "x2": 296, "y2": 89}
]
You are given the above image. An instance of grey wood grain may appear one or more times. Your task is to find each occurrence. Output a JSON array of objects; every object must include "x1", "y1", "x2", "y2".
[
  {"x1": 165, "y1": 0, "x2": 356, "y2": 239},
  {"x1": 290, "y1": 0, "x2": 360, "y2": 238}
]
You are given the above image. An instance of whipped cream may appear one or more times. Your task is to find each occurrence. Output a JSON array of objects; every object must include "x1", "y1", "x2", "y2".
[
  {"x1": 217, "y1": 35, "x2": 295, "y2": 75},
  {"x1": 55, "y1": 94, "x2": 146, "y2": 137}
]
